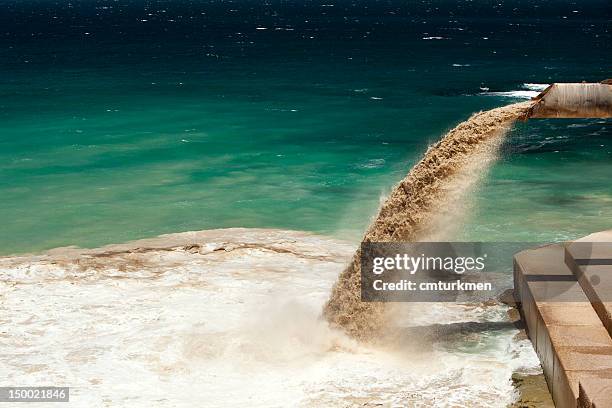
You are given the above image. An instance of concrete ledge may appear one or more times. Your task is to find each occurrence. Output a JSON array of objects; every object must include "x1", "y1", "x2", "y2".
[
  {"x1": 514, "y1": 235, "x2": 612, "y2": 408},
  {"x1": 565, "y1": 240, "x2": 612, "y2": 338},
  {"x1": 578, "y1": 372, "x2": 612, "y2": 408}
]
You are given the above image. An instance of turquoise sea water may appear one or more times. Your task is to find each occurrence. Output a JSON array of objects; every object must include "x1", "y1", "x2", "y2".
[{"x1": 0, "y1": 0, "x2": 610, "y2": 254}]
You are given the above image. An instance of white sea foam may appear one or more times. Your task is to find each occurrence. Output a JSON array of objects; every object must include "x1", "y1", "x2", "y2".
[
  {"x1": 356, "y1": 158, "x2": 386, "y2": 169},
  {"x1": 481, "y1": 90, "x2": 540, "y2": 99},
  {"x1": 0, "y1": 229, "x2": 540, "y2": 407},
  {"x1": 522, "y1": 83, "x2": 550, "y2": 91},
  {"x1": 480, "y1": 83, "x2": 549, "y2": 99}
]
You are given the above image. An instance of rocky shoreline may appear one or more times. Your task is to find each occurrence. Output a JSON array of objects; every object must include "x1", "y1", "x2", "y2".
[{"x1": 510, "y1": 373, "x2": 554, "y2": 408}]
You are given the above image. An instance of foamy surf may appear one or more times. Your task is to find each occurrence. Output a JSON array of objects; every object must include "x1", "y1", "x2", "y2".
[
  {"x1": 0, "y1": 228, "x2": 539, "y2": 407},
  {"x1": 482, "y1": 90, "x2": 540, "y2": 99},
  {"x1": 480, "y1": 83, "x2": 550, "y2": 99},
  {"x1": 522, "y1": 83, "x2": 550, "y2": 91}
]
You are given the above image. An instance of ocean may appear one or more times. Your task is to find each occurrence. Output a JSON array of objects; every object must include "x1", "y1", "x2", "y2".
[
  {"x1": 1, "y1": 2, "x2": 611, "y2": 406},
  {"x1": 1, "y1": 0, "x2": 610, "y2": 254}
]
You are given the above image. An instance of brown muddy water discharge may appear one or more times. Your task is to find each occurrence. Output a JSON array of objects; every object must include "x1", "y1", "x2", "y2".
[{"x1": 324, "y1": 101, "x2": 534, "y2": 339}]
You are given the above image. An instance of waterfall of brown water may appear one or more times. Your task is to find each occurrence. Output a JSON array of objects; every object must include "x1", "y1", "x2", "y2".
[{"x1": 323, "y1": 101, "x2": 534, "y2": 340}]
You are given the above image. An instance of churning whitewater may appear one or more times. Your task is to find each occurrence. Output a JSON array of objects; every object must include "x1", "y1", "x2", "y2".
[
  {"x1": 0, "y1": 228, "x2": 540, "y2": 408},
  {"x1": 323, "y1": 101, "x2": 534, "y2": 339}
]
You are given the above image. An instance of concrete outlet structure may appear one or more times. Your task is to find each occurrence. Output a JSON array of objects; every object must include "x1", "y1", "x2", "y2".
[
  {"x1": 514, "y1": 231, "x2": 612, "y2": 408},
  {"x1": 525, "y1": 81, "x2": 612, "y2": 119}
]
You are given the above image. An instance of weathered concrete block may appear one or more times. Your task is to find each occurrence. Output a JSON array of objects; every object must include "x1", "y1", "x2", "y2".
[
  {"x1": 538, "y1": 303, "x2": 602, "y2": 326},
  {"x1": 556, "y1": 347, "x2": 612, "y2": 371},
  {"x1": 578, "y1": 372, "x2": 612, "y2": 408},
  {"x1": 536, "y1": 310, "x2": 554, "y2": 382},
  {"x1": 548, "y1": 326, "x2": 612, "y2": 348},
  {"x1": 553, "y1": 366, "x2": 578, "y2": 408},
  {"x1": 565, "y1": 242, "x2": 612, "y2": 337},
  {"x1": 514, "y1": 235, "x2": 612, "y2": 408}
]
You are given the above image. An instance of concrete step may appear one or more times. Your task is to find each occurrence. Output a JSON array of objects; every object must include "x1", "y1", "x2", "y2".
[
  {"x1": 578, "y1": 374, "x2": 612, "y2": 408},
  {"x1": 565, "y1": 236, "x2": 612, "y2": 338},
  {"x1": 514, "y1": 239, "x2": 612, "y2": 408}
]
